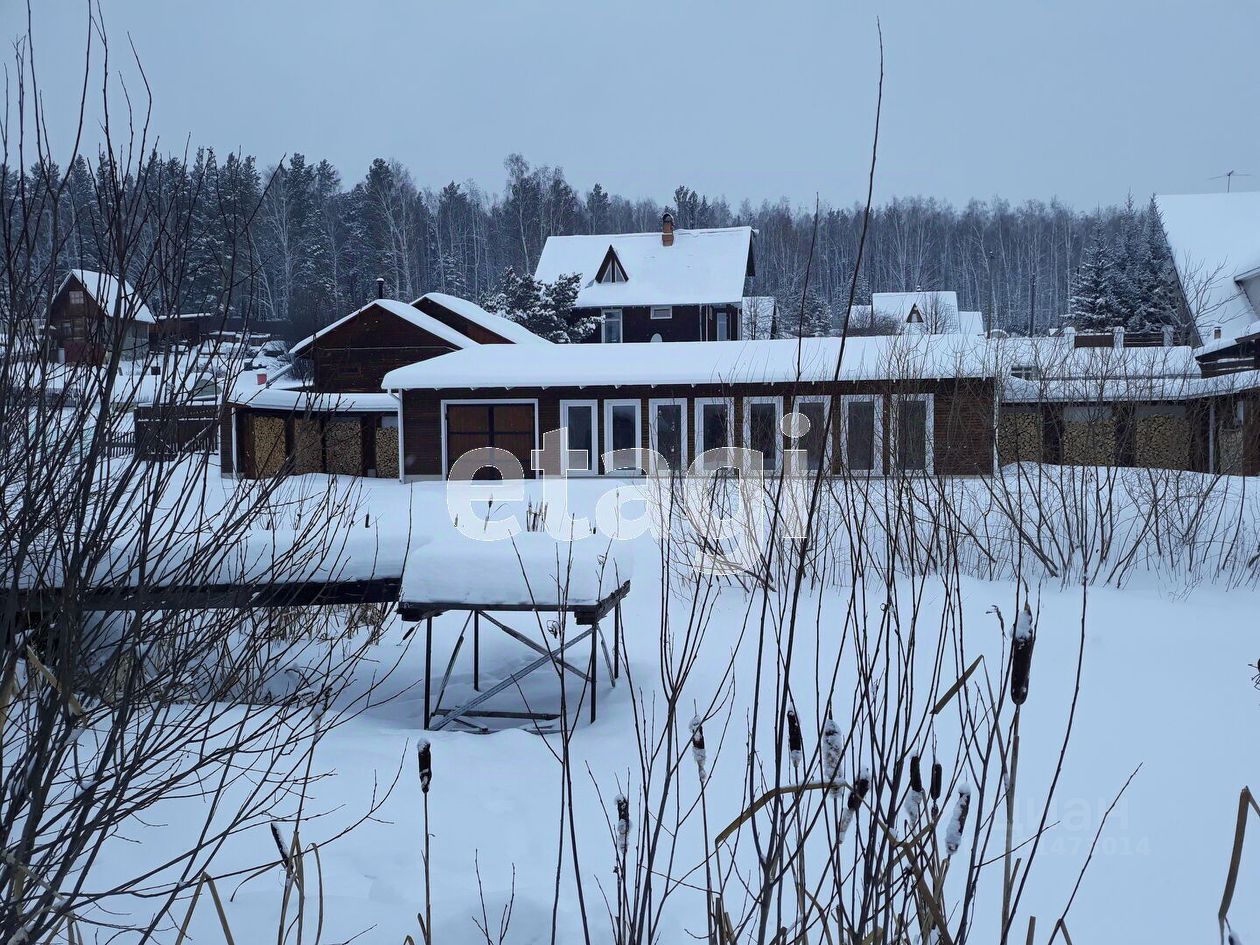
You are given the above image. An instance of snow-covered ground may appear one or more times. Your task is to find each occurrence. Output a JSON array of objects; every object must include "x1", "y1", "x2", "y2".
[{"x1": 77, "y1": 472, "x2": 1260, "y2": 941}]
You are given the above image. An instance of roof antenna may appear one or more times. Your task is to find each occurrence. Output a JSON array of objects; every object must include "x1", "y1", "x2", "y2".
[{"x1": 1209, "y1": 170, "x2": 1253, "y2": 192}]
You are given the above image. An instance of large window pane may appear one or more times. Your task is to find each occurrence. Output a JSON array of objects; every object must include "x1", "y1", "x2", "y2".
[
  {"x1": 897, "y1": 399, "x2": 928, "y2": 471},
  {"x1": 701, "y1": 403, "x2": 729, "y2": 453},
  {"x1": 846, "y1": 401, "x2": 876, "y2": 471},
  {"x1": 611, "y1": 404, "x2": 637, "y2": 453},
  {"x1": 749, "y1": 402, "x2": 779, "y2": 471},
  {"x1": 565, "y1": 405, "x2": 594, "y2": 472},
  {"x1": 798, "y1": 401, "x2": 827, "y2": 471},
  {"x1": 654, "y1": 404, "x2": 683, "y2": 471}
]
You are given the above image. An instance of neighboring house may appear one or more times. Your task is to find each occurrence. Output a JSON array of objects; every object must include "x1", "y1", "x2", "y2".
[
  {"x1": 222, "y1": 291, "x2": 547, "y2": 480},
  {"x1": 849, "y1": 291, "x2": 984, "y2": 336},
  {"x1": 533, "y1": 213, "x2": 755, "y2": 343},
  {"x1": 49, "y1": 269, "x2": 154, "y2": 364},
  {"x1": 1155, "y1": 192, "x2": 1260, "y2": 375}
]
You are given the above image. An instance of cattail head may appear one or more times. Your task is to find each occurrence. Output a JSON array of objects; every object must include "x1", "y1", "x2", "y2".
[
  {"x1": 1010, "y1": 600, "x2": 1035, "y2": 706},
  {"x1": 689, "y1": 716, "x2": 707, "y2": 780},
  {"x1": 822, "y1": 718, "x2": 842, "y2": 795},
  {"x1": 418, "y1": 740, "x2": 432, "y2": 795},
  {"x1": 615, "y1": 794, "x2": 630, "y2": 856},
  {"x1": 909, "y1": 755, "x2": 924, "y2": 794},
  {"x1": 944, "y1": 783, "x2": 972, "y2": 856},
  {"x1": 930, "y1": 762, "x2": 942, "y2": 801},
  {"x1": 786, "y1": 708, "x2": 803, "y2": 771},
  {"x1": 847, "y1": 767, "x2": 871, "y2": 812}
]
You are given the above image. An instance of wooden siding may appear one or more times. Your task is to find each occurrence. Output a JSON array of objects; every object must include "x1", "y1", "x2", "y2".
[
  {"x1": 413, "y1": 296, "x2": 513, "y2": 345},
  {"x1": 302, "y1": 303, "x2": 460, "y2": 392},
  {"x1": 577, "y1": 303, "x2": 742, "y2": 343}
]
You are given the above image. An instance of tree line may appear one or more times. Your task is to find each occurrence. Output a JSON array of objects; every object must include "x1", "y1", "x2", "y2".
[{"x1": 14, "y1": 149, "x2": 1183, "y2": 342}]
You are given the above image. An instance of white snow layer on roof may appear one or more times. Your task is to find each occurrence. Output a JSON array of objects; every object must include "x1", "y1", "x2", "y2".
[
  {"x1": 292, "y1": 298, "x2": 475, "y2": 354},
  {"x1": 382, "y1": 335, "x2": 991, "y2": 391},
  {"x1": 66, "y1": 269, "x2": 155, "y2": 323},
  {"x1": 1155, "y1": 193, "x2": 1260, "y2": 347},
  {"x1": 401, "y1": 533, "x2": 632, "y2": 608},
  {"x1": 416, "y1": 292, "x2": 550, "y2": 345},
  {"x1": 533, "y1": 226, "x2": 753, "y2": 308}
]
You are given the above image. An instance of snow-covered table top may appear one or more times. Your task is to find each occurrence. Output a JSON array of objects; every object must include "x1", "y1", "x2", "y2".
[{"x1": 400, "y1": 532, "x2": 632, "y2": 610}]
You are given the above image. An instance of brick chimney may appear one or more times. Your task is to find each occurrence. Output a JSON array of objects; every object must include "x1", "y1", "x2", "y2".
[
  {"x1": 661, "y1": 211, "x2": 675, "y2": 247},
  {"x1": 376, "y1": 277, "x2": 386, "y2": 299}
]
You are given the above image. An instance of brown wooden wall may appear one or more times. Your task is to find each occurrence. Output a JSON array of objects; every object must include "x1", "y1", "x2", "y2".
[
  {"x1": 300, "y1": 304, "x2": 461, "y2": 392},
  {"x1": 575, "y1": 303, "x2": 742, "y2": 343},
  {"x1": 401, "y1": 378, "x2": 996, "y2": 479},
  {"x1": 414, "y1": 297, "x2": 512, "y2": 345}
]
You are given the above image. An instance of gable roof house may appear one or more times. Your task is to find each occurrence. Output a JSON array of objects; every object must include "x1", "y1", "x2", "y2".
[
  {"x1": 49, "y1": 269, "x2": 155, "y2": 365},
  {"x1": 1156, "y1": 192, "x2": 1260, "y2": 373},
  {"x1": 533, "y1": 213, "x2": 755, "y2": 343},
  {"x1": 224, "y1": 290, "x2": 548, "y2": 480},
  {"x1": 848, "y1": 291, "x2": 984, "y2": 336}
]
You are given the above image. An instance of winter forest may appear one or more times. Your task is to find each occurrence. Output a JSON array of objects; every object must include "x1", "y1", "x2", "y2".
[{"x1": 36, "y1": 150, "x2": 1182, "y2": 342}]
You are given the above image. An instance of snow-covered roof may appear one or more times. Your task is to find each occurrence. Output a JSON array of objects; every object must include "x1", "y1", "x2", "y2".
[
  {"x1": 291, "y1": 298, "x2": 476, "y2": 356},
  {"x1": 413, "y1": 292, "x2": 549, "y2": 345},
  {"x1": 872, "y1": 291, "x2": 964, "y2": 333},
  {"x1": 382, "y1": 334, "x2": 992, "y2": 391},
  {"x1": 62, "y1": 269, "x2": 155, "y2": 324},
  {"x1": 1155, "y1": 193, "x2": 1260, "y2": 348},
  {"x1": 957, "y1": 311, "x2": 985, "y2": 336},
  {"x1": 533, "y1": 226, "x2": 754, "y2": 308}
]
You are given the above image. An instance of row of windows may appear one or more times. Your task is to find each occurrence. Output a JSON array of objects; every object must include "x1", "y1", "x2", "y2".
[
  {"x1": 600, "y1": 308, "x2": 734, "y2": 343},
  {"x1": 556, "y1": 394, "x2": 932, "y2": 476}
]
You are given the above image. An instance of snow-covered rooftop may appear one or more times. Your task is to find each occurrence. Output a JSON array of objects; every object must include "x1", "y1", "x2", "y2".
[
  {"x1": 1155, "y1": 192, "x2": 1260, "y2": 348},
  {"x1": 533, "y1": 226, "x2": 754, "y2": 308},
  {"x1": 291, "y1": 298, "x2": 476, "y2": 356},
  {"x1": 382, "y1": 334, "x2": 992, "y2": 391},
  {"x1": 63, "y1": 269, "x2": 155, "y2": 324},
  {"x1": 414, "y1": 292, "x2": 550, "y2": 345}
]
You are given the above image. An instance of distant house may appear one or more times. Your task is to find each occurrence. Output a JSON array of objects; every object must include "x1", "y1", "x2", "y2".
[
  {"x1": 1155, "y1": 192, "x2": 1260, "y2": 374},
  {"x1": 48, "y1": 269, "x2": 154, "y2": 364},
  {"x1": 533, "y1": 213, "x2": 755, "y2": 343},
  {"x1": 848, "y1": 291, "x2": 984, "y2": 336},
  {"x1": 223, "y1": 290, "x2": 547, "y2": 480}
]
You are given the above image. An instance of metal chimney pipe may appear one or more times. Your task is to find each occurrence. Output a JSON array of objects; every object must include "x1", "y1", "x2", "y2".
[{"x1": 376, "y1": 277, "x2": 386, "y2": 299}]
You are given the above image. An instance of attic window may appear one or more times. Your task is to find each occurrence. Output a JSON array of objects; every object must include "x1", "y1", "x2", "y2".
[
  {"x1": 906, "y1": 305, "x2": 924, "y2": 324},
  {"x1": 1011, "y1": 365, "x2": 1040, "y2": 381},
  {"x1": 70, "y1": 290, "x2": 85, "y2": 306},
  {"x1": 596, "y1": 246, "x2": 628, "y2": 284}
]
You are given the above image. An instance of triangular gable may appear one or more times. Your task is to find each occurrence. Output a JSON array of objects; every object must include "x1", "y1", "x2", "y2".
[
  {"x1": 594, "y1": 245, "x2": 628, "y2": 285},
  {"x1": 906, "y1": 304, "x2": 924, "y2": 324}
]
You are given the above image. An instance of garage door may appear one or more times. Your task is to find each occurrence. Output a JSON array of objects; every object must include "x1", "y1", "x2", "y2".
[{"x1": 445, "y1": 402, "x2": 536, "y2": 479}]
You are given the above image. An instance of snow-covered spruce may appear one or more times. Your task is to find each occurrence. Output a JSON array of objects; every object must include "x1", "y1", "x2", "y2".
[
  {"x1": 1011, "y1": 600, "x2": 1036, "y2": 706},
  {"x1": 689, "y1": 717, "x2": 707, "y2": 780},
  {"x1": 822, "y1": 718, "x2": 842, "y2": 796},
  {"x1": 615, "y1": 795, "x2": 630, "y2": 857},
  {"x1": 786, "y1": 708, "x2": 803, "y2": 772},
  {"x1": 944, "y1": 783, "x2": 972, "y2": 856}
]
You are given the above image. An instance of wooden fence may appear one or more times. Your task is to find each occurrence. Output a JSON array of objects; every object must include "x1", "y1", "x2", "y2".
[{"x1": 134, "y1": 405, "x2": 220, "y2": 460}]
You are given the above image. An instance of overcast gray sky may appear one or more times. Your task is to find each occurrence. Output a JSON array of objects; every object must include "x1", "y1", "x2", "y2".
[{"x1": 14, "y1": 0, "x2": 1260, "y2": 209}]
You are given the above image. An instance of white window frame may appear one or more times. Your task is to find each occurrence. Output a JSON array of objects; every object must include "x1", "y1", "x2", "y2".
[
  {"x1": 839, "y1": 394, "x2": 884, "y2": 476},
  {"x1": 439, "y1": 398, "x2": 540, "y2": 480},
  {"x1": 790, "y1": 395, "x2": 833, "y2": 473},
  {"x1": 890, "y1": 393, "x2": 934, "y2": 475},
  {"x1": 742, "y1": 395, "x2": 783, "y2": 473},
  {"x1": 602, "y1": 398, "x2": 643, "y2": 475},
  {"x1": 650, "y1": 305, "x2": 672, "y2": 320},
  {"x1": 602, "y1": 308, "x2": 623, "y2": 343},
  {"x1": 694, "y1": 396, "x2": 735, "y2": 470},
  {"x1": 648, "y1": 397, "x2": 689, "y2": 474},
  {"x1": 559, "y1": 398, "x2": 599, "y2": 476}
]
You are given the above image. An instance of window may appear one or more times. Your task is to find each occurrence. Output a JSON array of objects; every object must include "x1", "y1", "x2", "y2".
[
  {"x1": 602, "y1": 309, "x2": 623, "y2": 344},
  {"x1": 695, "y1": 398, "x2": 734, "y2": 469},
  {"x1": 792, "y1": 396, "x2": 831, "y2": 472},
  {"x1": 597, "y1": 246, "x2": 628, "y2": 284},
  {"x1": 69, "y1": 290, "x2": 85, "y2": 306},
  {"x1": 744, "y1": 397, "x2": 782, "y2": 472},
  {"x1": 1011, "y1": 364, "x2": 1040, "y2": 381},
  {"x1": 716, "y1": 311, "x2": 730, "y2": 341},
  {"x1": 561, "y1": 400, "x2": 598, "y2": 475},
  {"x1": 894, "y1": 396, "x2": 932, "y2": 473},
  {"x1": 842, "y1": 396, "x2": 881, "y2": 474},
  {"x1": 650, "y1": 333, "x2": 664, "y2": 343},
  {"x1": 649, "y1": 398, "x2": 687, "y2": 473},
  {"x1": 651, "y1": 306, "x2": 672, "y2": 320},
  {"x1": 603, "y1": 399, "x2": 642, "y2": 474}
]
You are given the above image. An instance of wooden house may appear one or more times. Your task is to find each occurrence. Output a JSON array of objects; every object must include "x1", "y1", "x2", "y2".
[
  {"x1": 533, "y1": 214, "x2": 755, "y2": 343},
  {"x1": 48, "y1": 269, "x2": 154, "y2": 365}
]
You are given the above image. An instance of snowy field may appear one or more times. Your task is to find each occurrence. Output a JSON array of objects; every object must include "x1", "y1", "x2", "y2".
[{"x1": 78, "y1": 470, "x2": 1260, "y2": 942}]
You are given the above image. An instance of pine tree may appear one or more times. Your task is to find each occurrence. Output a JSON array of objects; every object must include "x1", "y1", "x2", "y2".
[
  {"x1": 481, "y1": 268, "x2": 590, "y2": 342},
  {"x1": 1068, "y1": 227, "x2": 1121, "y2": 331}
]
